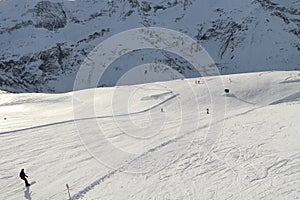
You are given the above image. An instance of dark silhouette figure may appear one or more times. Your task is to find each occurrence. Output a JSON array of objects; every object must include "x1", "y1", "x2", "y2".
[
  {"x1": 206, "y1": 108, "x2": 209, "y2": 114},
  {"x1": 19, "y1": 169, "x2": 30, "y2": 187}
]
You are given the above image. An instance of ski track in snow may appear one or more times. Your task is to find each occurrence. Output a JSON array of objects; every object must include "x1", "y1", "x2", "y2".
[
  {"x1": 1, "y1": 71, "x2": 300, "y2": 199},
  {"x1": 71, "y1": 102, "x2": 284, "y2": 199},
  {"x1": 0, "y1": 93, "x2": 179, "y2": 135},
  {"x1": 71, "y1": 110, "x2": 253, "y2": 199}
]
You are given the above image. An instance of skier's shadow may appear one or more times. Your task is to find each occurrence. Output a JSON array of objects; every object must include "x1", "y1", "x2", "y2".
[{"x1": 24, "y1": 187, "x2": 32, "y2": 200}]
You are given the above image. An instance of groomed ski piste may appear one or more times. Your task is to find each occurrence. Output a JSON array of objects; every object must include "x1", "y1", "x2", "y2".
[{"x1": 0, "y1": 71, "x2": 300, "y2": 200}]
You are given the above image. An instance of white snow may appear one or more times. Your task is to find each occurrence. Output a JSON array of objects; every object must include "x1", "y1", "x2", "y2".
[{"x1": 0, "y1": 71, "x2": 300, "y2": 199}]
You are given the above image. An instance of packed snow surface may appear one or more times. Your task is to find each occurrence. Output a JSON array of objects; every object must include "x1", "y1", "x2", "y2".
[{"x1": 0, "y1": 71, "x2": 300, "y2": 199}]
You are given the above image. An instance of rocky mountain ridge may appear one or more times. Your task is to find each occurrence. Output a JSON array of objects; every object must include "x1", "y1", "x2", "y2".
[{"x1": 0, "y1": 0, "x2": 299, "y2": 93}]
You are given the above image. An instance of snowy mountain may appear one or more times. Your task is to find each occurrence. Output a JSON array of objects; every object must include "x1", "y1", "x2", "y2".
[
  {"x1": 0, "y1": 0, "x2": 299, "y2": 93},
  {"x1": 0, "y1": 71, "x2": 299, "y2": 199}
]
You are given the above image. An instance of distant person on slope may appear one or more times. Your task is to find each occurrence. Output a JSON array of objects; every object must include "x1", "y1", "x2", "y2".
[{"x1": 19, "y1": 169, "x2": 30, "y2": 187}]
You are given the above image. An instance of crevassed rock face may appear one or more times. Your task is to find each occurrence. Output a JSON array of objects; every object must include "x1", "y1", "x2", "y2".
[{"x1": 33, "y1": 1, "x2": 67, "y2": 31}]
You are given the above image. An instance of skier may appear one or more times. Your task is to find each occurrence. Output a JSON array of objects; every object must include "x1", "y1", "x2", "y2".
[
  {"x1": 206, "y1": 108, "x2": 209, "y2": 114},
  {"x1": 19, "y1": 169, "x2": 30, "y2": 187}
]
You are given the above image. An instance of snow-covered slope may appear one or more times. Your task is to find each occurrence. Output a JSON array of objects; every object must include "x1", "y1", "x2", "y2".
[
  {"x1": 0, "y1": 0, "x2": 299, "y2": 93},
  {"x1": 0, "y1": 71, "x2": 299, "y2": 199}
]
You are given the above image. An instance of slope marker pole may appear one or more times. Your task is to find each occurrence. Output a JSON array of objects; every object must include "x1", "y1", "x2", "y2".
[{"x1": 66, "y1": 184, "x2": 71, "y2": 200}]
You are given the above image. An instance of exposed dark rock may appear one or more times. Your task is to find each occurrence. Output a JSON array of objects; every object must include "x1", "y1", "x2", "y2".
[
  {"x1": 76, "y1": 29, "x2": 110, "y2": 45},
  {"x1": 33, "y1": 1, "x2": 67, "y2": 31},
  {"x1": 128, "y1": 0, "x2": 140, "y2": 8},
  {"x1": 290, "y1": 29, "x2": 300, "y2": 38},
  {"x1": 153, "y1": 5, "x2": 167, "y2": 13},
  {"x1": 272, "y1": 11, "x2": 290, "y2": 24},
  {"x1": 88, "y1": 12, "x2": 106, "y2": 21},
  {"x1": 141, "y1": 1, "x2": 152, "y2": 13},
  {"x1": 0, "y1": 43, "x2": 72, "y2": 92}
]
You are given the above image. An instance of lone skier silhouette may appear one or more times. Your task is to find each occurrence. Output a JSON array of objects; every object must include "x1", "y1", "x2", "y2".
[{"x1": 19, "y1": 169, "x2": 30, "y2": 187}]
